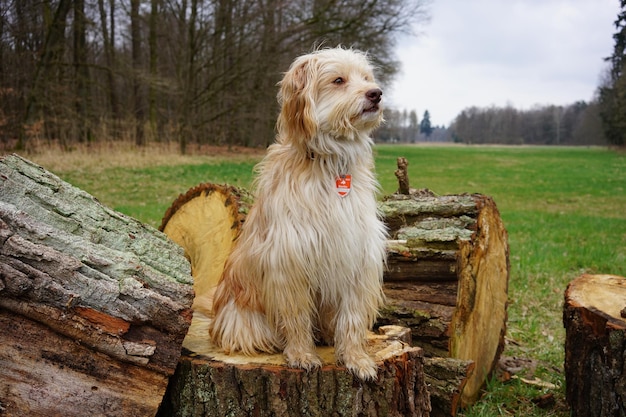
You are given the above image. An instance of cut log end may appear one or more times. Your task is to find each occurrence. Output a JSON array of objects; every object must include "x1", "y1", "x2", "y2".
[
  {"x1": 160, "y1": 183, "x2": 249, "y2": 310},
  {"x1": 449, "y1": 195, "x2": 509, "y2": 406},
  {"x1": 564, "y1": 274, "x2": 626, "y2": 417}
]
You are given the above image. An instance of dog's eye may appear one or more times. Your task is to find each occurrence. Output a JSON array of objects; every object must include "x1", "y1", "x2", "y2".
[{"x1": 333, "y1": 77, "x2": 345, "y2": 85}]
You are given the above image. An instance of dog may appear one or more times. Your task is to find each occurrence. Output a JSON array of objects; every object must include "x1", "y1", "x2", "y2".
[{"x1": 207, "y1": 47, "x2": 387, "y2": 380}]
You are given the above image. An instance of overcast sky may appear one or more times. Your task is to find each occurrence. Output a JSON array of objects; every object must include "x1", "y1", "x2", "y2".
[{"x1": 388, "y1": 0, "x2": 621, "y2": 127}]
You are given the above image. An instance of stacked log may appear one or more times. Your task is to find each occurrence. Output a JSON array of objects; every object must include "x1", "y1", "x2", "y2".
[
  {"x1": 378, "y1": 189, "x2": 509, "y2": 413},
  {"x1": 0, "y1": 154, "x2": 194, "y2": 416},
  {"x1": 0, "y1": 153, "x2": 509, "y2": 417}
]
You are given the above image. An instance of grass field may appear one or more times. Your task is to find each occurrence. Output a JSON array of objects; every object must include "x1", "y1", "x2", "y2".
[{"x1": 21, "y1": 143, "x2": 626, "y2": 416}]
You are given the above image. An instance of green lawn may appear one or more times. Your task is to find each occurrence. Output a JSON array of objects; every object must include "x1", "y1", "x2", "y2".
[{"x1": 32, "y1": 144, "x2": 626, "y2": 416}]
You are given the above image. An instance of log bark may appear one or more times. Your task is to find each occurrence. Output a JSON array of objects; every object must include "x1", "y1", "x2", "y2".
[
  {"x1": 377, "y1": 191, "x2": 510, "y2": 411},
  {"x1": 564, "y1": 274, "x2": 626, "y2": 417},
  {"x1": 0, "y1": 154, "x2": 194, "y2": 417},
  {"x1": 423, "y1": 357, "x2": 475, "y2": 417}
]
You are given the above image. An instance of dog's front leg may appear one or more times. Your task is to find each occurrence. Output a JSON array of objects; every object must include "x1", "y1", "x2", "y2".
[
  {"x1": 281, "y1": 312, "x2": 322, "y2": 371},
  {"x1": 266, "y1": 276, "x2": 322, "y2": 371},
  {"x1": 334, "y1": 296, "x2": 379, "y2": 380}
]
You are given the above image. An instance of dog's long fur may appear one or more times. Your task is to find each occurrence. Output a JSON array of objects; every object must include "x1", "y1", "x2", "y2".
[{"x1": 207, "y1": 47, "x2": 387, "y2": 380}]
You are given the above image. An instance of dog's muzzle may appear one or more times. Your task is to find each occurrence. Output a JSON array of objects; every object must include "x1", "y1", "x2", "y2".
[{"x1": 364, "y1": 88, "x2": 383, "y2": 113}]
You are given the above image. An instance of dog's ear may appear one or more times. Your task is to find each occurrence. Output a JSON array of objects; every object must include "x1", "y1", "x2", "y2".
[{"x1": 277, "y1": 55, "x2": 318, "y2": 147}]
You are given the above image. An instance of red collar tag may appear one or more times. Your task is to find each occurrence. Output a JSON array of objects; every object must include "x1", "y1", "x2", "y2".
[{"x1": 335, "y1": 174, "x2": 352, "y2": 197}]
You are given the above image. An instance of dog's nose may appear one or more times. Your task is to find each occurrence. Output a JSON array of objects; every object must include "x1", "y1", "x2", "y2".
[{"x1": 366, "y1": 88, "x2": 382, "y2": 104}]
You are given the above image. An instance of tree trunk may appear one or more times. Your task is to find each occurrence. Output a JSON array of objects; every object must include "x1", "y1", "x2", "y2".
[
  {"x1": 130, "y1": 0, "x2": 145, "y2": 146},
  {"x1": 0, "y1": 154, "x2": 194, "y2": 416},
  {"x1": 563, "y1": 274, "x2": 626, "y2": 417},
  {"x1": 73, "y1": 0, "x2": 90, "y2": 142},
  {"x1": 377, "y1": 190, "x2": 510, "y2": 412},
  {"x1": 160, "y1": 180, "x2": 510, "y2": 416},
  {"x1": 21, "y1": 0, "x2": 72, "y2": 149}
]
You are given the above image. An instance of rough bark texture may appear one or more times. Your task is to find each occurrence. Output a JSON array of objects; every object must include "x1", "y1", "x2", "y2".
[
  {"x1": 564, "y1": 274, "x2": 626, "y2": 417},
  {"x1": 159, "y1": 317, "x2": 431, "y2": 417},
  {"x1": 378, "y1": 191, "x2": 510, "y2": 411},
  {"x1": 0, "y1": 154, "x2": 194, "y2": 417},
  {"x1": 423, "y1": 357, "x2": 475, "y2": 417}
]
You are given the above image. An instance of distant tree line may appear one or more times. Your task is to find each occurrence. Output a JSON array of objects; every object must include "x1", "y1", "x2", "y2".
[
  {"x1": 375, "y1": 108, "x2": 419, "y2": 143},
  {"x1": 0, "y1": 0, "x2": 428, "y2": 151},
  {"x1": 375, "y1": 108, "x2": 450, "y2": 143},
  {"x1": 448, "y1": 101, "x2": 606, "y2": 146}
]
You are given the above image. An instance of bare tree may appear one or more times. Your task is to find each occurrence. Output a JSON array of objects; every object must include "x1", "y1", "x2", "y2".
[
  {"x1": 97, "y1": 0, "x2": 119, "y2": 126},
  {"x1": 131, "y1": 0, "x2": 145, "y2": 146},
  {"x1": 73, "y1": 0, "x2": 91, "y2": 142}
]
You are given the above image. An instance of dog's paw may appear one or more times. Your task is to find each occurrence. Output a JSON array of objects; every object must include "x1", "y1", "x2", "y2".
[
  {"x1": 284, "y1": 349, "x2": 322, "y2": 371},
  {"x1": 344, "y1": 355, "x2": 378, "y2": 381}
]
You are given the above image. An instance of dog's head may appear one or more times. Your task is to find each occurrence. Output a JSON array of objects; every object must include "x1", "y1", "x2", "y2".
[{"x1": 277, "y1": 48, "x2": 383, "y2": 153}]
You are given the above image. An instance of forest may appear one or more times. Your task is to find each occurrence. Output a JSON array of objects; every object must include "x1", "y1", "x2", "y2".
[
  {"x1": 1, "y1": 0, "x2": 624, "y2": 149},
  {"x1": 0, "y1": 0, "x2": 427, "y2": 151}
]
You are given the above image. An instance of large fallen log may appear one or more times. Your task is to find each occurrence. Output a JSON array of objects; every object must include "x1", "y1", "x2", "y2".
[
  {"x1": 564, "y1": 274, "x2": 626, "y2": 417},
  {"x1": 0, "y1": 154, "x2": 194, "y2": 417}
]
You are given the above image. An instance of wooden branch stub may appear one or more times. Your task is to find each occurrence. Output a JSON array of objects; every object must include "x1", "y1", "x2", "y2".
[
  {"x1": 395, "y1": 156, "x2": 411, "y2": 195},
  {"x1": 0, "y1": 154, "x2": 194, "y2": 416},
  {"x1": 564, "y1": 274, "x2": 626, "y2": 417}
]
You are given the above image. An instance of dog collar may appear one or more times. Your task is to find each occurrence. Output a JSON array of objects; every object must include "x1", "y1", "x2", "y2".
[{"x1": 335, "y1": 175, "x2": 351, "y2": 197}]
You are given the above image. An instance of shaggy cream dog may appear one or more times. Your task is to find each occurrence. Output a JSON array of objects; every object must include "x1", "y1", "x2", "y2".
[{"x1": 208, "y1": 47, "x2": 387, "y2": 380}]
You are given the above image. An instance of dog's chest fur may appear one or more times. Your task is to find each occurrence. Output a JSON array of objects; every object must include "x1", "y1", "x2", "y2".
[{"x1": 254, "y1": 142, "x2": 387, "y2": 294}]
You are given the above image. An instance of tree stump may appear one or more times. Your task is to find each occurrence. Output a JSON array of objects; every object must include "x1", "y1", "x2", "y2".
[
  {"x1": 159, "y1": 184, "x2": 431, "y2": 417},
  {"x1": 159, "y1": 315, "x2": 431, "y2": 417},
  {"x1": 0, "y1": 154, "x2": 194, "y2": 416},
  {"x1": 378, "y1": 190, "x2": 509, "y2": 412},
  {"x1": 564, "y1": 274, "x2": 626, "y2": 417}
]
